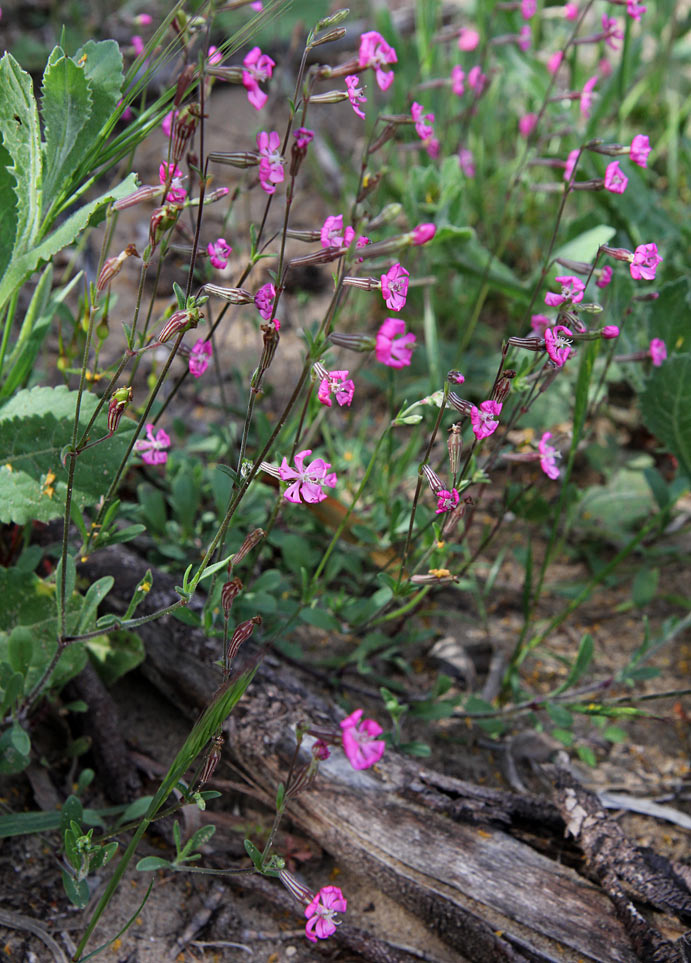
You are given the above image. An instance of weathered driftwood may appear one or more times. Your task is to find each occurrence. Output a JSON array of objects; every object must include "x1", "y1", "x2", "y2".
[{"x1": 81, "y1": 547, "x2": 691, "y2": 963}]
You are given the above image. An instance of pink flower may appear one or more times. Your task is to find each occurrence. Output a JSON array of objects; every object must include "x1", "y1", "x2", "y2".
[
  {"x1": 375, "y1": 318, "x2": 416, "y2": 368},
  {"x1": 381, "y1": 263, "x2": 410, "y2": 312},
  {"x1": 344, "y1": 75, "x2": 367, "y2": 119},
  {"x1": 158, "y1": 162, "x2": 186, "y2": 203},
  {"x1": 135, "y1": 13, "x2": 152, "y2": 25},
  {"x1": 545, "y1": 275, "x2": 585, "y2": 306},
  {"x1": 563, "y1": 148, "x2": 580, "y2": 182},
  {"x1": 251, "y1": 0, "x2": 263, "y2": 9},
  {"x1": 162, "y1": 109, "x2": 179, "y2": 138},
  {"x1": 458, "y1": 147, "x2": 475, "y2": 177},
  {"x1": 531, "y1": 314, "x2": 551, "y2": 336},
  {"x1": 412, "y1": 223, "x2": 436, "y2": 245},
  {"x1": 601, "y1": 15, "x2": 623, "y2": 50},
  {"x1": 278, "y1": 450, "x2": 337, "y2": 504},
  {"x1": 411, "y1": 102, "x2": 439, "y2": 157},
  {"x1": 257, "y1": 130, "x2": 284, "y2": 194},
  {"x1": 648, "y1": 338, "x2": 667, "y2": 366},
  {"x1": 305, "y1": 886, "x2": 347, "y2": 943},
  {"x1": 451, "y1": 65, "x2": 465, "y2": 96},
  {"x1": 436, "y1": 488, "x2": 460, "y2": 513},
  {"x1": 602, "y1": 325, "x2": 619, "y2": 338},
  {"x1": 242, "y1": 46, "x2": 275, "y2": 110},
  {"x1": 630, "y1": 134, "x2": 651, "y2": 168},
  {"x1": 340, "y1": 709, "x2": 386, "y2": 770},
  {"x1": 580, "y1": 76, "x2": 598, "y2": 118},
  {"x1": 522, "y1": 0, "x2": 536, "y2": 18},
  {"x1": 596, "y1": 265, "x2": 613, "y2": 288},
  {"x1": 547, "y1": 50, "x2": 564, "y2": 74},
  {"x1": 630, "y1": 243, "x2": 662, "y2": 280},
  {"x1": 207, "y1": 45, "x2": 223, "y2": 66},
  {"x1": 519, "y1": 113, "x2": 538, "y2": 138},
  {"x1": 131, "y1": 35, "x2": 145, "y2": 57},
  {"x1": 604, "y1": 160, "x2": 628, "y2": 194},
  {"x1": 317, "y1": 369, "x2": 355, "y2": 408},
  {"x1": 468, "y1": 65, "x2": 487, "y2": 94},
  {"x1": 134, "y1": 424, "x2": 171, "y2": 466},
  {"x1": 518, "y1": 25, "x2": 532, "y2": 51},
  {"x1": 544, "y1": 325, "x2": 573, "y2": 366},
  {"x1": 254, "y1": 282, "x2": 276, "y2": 319},
  {"x1": 207, "y1": 238, "x2": 232, "y2": 270},
  {"x1": 626, "y1": 0, "x2": 646, "y2": 20},
  {"x1": 564, "y1": 3, "x2": 579, "y2": 19},
  {"x1": 294, "y1": 127, "x2": 314, "y2": 149},
  {"x1": 321, "y1": 214, "x2": 354, "y2": 249},
  {"x1": 458, "y1": 27, "x2": 480, "y2": 51},
  {"x1": 358, "y1": 30, "x2": 397, "y2": 91},
  {"x1": 538, "y1": 432, "x2": 561, "y2": 480},
  {"x1": 356, "y1": 236, "x2": 370, "y2": 261},
  {"x1": 470, "y1": 400, "x2": 502, "y2": 440},
  {"x1": 189, "y1": 339, "x2": 213, "y2": 378}
]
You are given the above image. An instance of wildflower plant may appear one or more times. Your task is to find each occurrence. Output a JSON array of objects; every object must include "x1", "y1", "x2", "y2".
[{"x1": 0, "y1": 0, "x2": 689, "y2": 957}]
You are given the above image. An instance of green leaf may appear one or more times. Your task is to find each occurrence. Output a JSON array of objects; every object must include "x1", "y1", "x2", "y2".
[
  {"x1": 545, "y1": 703, "x2": 574, "y2": 728},
  {"x1": 85, "y1": 630, "x2": 145, "y2": 686},
  {"x1": 70, "y1": 40, "x2": 124, "y2": 179},
  {"x1": 62, "y1": 871, "x2": 90, "y2": 908},
  {"x1": 551, "y1": 224, "x2": 616, "y2": 267},
  {"x1": 640, "y1": 353, "x2": 691, "y2": 483},
  {"x1": 78, "y1": 577, "x2": 114, "y2": 634},
  {"x1": 299, "y1": 607, "x2": 341, "y2": 632},
  {"x1": 0, "y1": 172, "x2": 138, "y2": 315},
  {"x1": 40, "y1": 49, "x2": 94, "y2": 216},
  {"x1": 553, "y1": 634, "x2": 594, "y2": 696},
  {"x1": 631, "y1": 567, "x2": 659, "y2": 607},
  {"x1": 136, "y1": 856, "x2": 172, "y2": 872},
  {"x1": 0, "y1": 385, "x2": 136, "y2": 524},
  {"x1": 0, "y1": 724, "x2": 31, "y2": 774},
  {"x1": 0, "y1": 52, "x2": 42, "y2": 268}
]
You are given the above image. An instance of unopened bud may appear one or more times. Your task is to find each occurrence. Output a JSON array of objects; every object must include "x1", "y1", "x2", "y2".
[
  {"x1": 492, "y1": 373, "x2": 514, "y2": 404},
  {"x1": 221, "y1": 576, "x2": 243, "y2": 616},
  {"x1": 411, "y1": 223, "x2": 436, "y2": 245},
  {"x1": 149, "y1": 204, "x2": 180, "y2": 251},
  {"x1": 231, "y1": 529, "x2": 265, "y2": 568},
  {"x1": 172, "y1": 102, "x2": 200, "y2": 163},
  {"x1": 157, "y1": 308, "x2": 201, "y2": 343},
  {"x1": 97, "y1": 244, "x2": 139, "y2": 291},
  {"x1": 107, "y1": 385, "x2": 133, "y2": 433},
  {"x1": 447, "y1": 424, "x2": 462, "y2": 476},
  {"x1": 251, "y1": 321, "x2": 280, "y2": 392},
  {"x1": 316, "y1": 8, "x2": 350, "y2": 31},
  {"x1": 227, "y1": 615, "x2": 261, "y2": 663},
  {"x1": 310, "y1": 27, "x2": 347, "y2": 47},
  {"x1": 113, "y1": 184, "x2": 163, "y2": 210},
  {"x1": 198, "y1": 734, "x2": 223, "y2": 786},
  {"x1": 447, "y1": 370, "x2": 465, "y2": 384},
  {"x1": 328, "y1": 331, "x2": 376, "y2": 352},
  {"x1": 366, "y1": 203, "x2": 402, "y2": 231},
  {"x1": 601, "y1": 325, "x2": 620, "y2": 339},
  {"x1": 174, "y1": 65, "x2": 196, "y2": 107},
  {"x1": 203, "y1": 284, "x2": 254, "y2": 303}
]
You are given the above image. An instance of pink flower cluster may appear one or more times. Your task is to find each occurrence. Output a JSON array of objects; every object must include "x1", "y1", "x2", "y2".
[{"x1": 242, "y1": 46, "x2": 275, "y2": 110}]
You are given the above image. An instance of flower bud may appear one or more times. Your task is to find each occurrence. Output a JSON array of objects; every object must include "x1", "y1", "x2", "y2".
[
  {"x1": 231, "y1": 529, "x2": 265, "y2": 568},
  {"x1": 107, "y1": 385, "x2": 133, "y2": 433},
  {"x1": 366, "y1": 203, "x2": 403, "y2": 231},
  {"x1": 447, "y1": 370, "x2": 465, "y2": 384},
  {"x1": 172, "y1": 102, "x2": 200, "y2": 163},
  {"x1": 157, "y1": 308, "x2": 201, "y2": 343},
  {"x1": 113, "y1": 184, "x2": 164, "y2": 210},
  {"x1": 409, "y1": 570, "x2": 459, "y2": 584},
  {"x1": 601, "y1": 325, "x2": 620, "y2": 339},
  {"x1": 448, "y1": 392, "x2": 472, "y2": 415},
  {"x1": 227, "y1": 615, "x2": 261, "y2": 663},
  {"x1": 411, "y1": 223, "x2": 436, "y2": 245},
  {"x1": 316, "y1": 8, "x2": 350, "y2": 31},
  {"x1": 310, "y1": 27, "x2": 347, "y2": 47},
  {"x1": 174, "y1": 65, "x2": 196, "y2": 107},
  {"x1": 328, "y1": 332, "x2": 376, "y2": 352},
  {"x1": 221, "y1": 576, "x2": 243, "y2": 617},
  {"x1": 601, "y1": 245, "x2": 634, "y2": 263},
  {"x1": 251, "y1": 321, "x2": 280, "y2": 392},
  {"x1": 203, "y1": 284, "x2": 254, "y2": 303},
  {"x1": 148, "y1": 204, "x2": 180, "y2": 252},
  {"x1": 422, "y1": 464, "x2": 444, "y2": 493},
  {"x1": 447, "y1": 424, "x2": 462, "y2": 476},
  {"x1": 97, "y1": 244, "x2": 139, "y2": 291},
  {"x1": 507, "y1": 336, "x2": 544, "y2": 351},
  {"x1": 198, "y1": 733, "x2": 223, "y2": 786}
]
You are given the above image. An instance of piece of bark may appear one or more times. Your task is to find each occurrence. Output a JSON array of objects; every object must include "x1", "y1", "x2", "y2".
[{"x1": 81, "y1": 547, "x2": 690, "y2": 963}]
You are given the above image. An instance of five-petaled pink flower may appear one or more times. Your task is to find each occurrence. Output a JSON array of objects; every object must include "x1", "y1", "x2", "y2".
[
  {"x1": 188, "y1": 339, "x2": 212, "y2": 378},
  {"x1": 242, "y1": 46, "x2": 275, "y2": 110},
  {"x1": 580, "y1": 76, "x2": 598, "y2": 118},
  {"x1": 358, "y1": 30, "x2": 397, "y2": 91},
  {"x1": 340, "y1": 709, "x2": 386, "y2": 770},
  {"x1": 158, "y1": 162, "x2": 186, "y2": 204},
  {"x1": 278, "y1": 450, "x2": 337, "y2": 504},
  {"x1": 630, "y1": 134, "x2": 651, "y2": 168},
  {"x1": 545, "y1": 275, "x2": 585, "y2": 306},
  {"x1": 317, "y1": 369, "x2": 355, "y2": 408},
  {"x1": 254, "y1": 282, "x2": 276, "y2": 319},
  {"x1": 604, "y1": 160, "x2": 628, "y2": 194},
  {"x1": 563, "y1": 148, "x2": 580, "y2": 182},
  {"x1": 321, "y1": 214, "x2": 354, "y2": 249},
  {"x1": 470, "y1": 400, "x2": 502, "y2": 440},
  {"x1": 648, "y1": 338, "x2": 667, "y2": 366},
  {"x1": 381, "y1": 262, "x2": 410, "y2": 311},
  {"x1": 345, "y1": 75, "x2": 367, "y2": 119},
  {"x1": 545, "y1": 325, "x2": 573, "y2": 366},
  {"x1": 411, "y1": 102, "x2": 439, "y2": 157},
  {"x1": 451, "y1": 65, "x2": 465, "y2": 96},
  {"x1": 602, "y1": 14, "x2": 623, "y2": 50},
  {"x1": 458, "y1": 27, "x2": 480, "y2": 51},
  {"x1": 626, "y1": 0, "x2": 646, "y2": 20},
  {"x1": 436, "y1": 488, "x2": 460, "y2": 513},
  {"x1": 375, "y1": 318, "x2": 416, "y2": 368},
  {"x1": 538, "y1": 432, "x2": 561, "y2": 480},
  {"x1": 458, "y1": 147, "x2": 476, "y2": 177},
  {"x1": 294, "y1": 127, "x2": 314, "y2": 150},
  {"x1": 134, "y1": 424, "x2": 171, "y2": 466},
  {"x1": 468, "y1": 65, "x2": 487, "y2": 94},
  {"x1": 630, "y1": 242, "x2": 662, "y2": 280},
  {"x1": 305, "y1": 886, "x2": 347, "y2": 943},
  {"x1": 207, "y1": 238, "x2": 232, "y2": 270},
  {"x1": 257, "y1": 131, "x2": 284, "y2": 194},
  {"x1": 596, "y1": 265, "x2": 613, "y2": 288}
]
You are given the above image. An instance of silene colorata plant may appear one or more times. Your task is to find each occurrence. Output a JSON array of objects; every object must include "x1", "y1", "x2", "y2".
[{"x1": 0, "y1": 0, "x2": 689, "y2": 955}]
